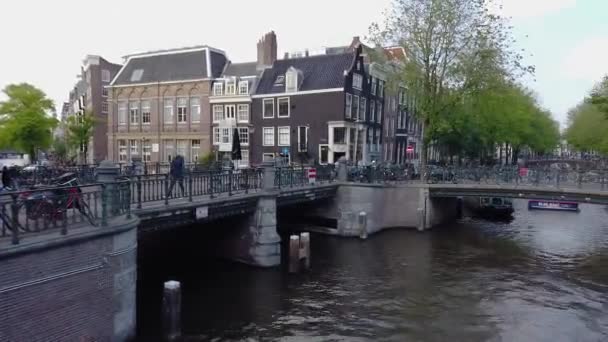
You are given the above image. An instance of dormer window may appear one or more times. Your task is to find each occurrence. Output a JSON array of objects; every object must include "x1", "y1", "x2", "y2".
[
  {"x1": 213, "y1": 82, "x2": 223, "y2": 96},
  {"x1": 226, "y1": 79, "x2": 236, "y2": 95},
  {"x1": 286, "y1": 68, "x2": 298, "y2": 93},
  {"x1": 274, "y1": 75, "x2": 285, "y2": 86},
  {"x1": 238, "y1": 81, "x2": 249, "y2": 95},
  {"x1": 130, "y1": 69, "x2": 144, "y2": 82},
  {"x1": 353, "y1": 74, "x2": 363, "y2": 90}
]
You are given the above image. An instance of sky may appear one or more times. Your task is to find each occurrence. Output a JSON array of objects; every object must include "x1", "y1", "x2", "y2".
[{"x1": 1, "y1": 0, "x2": 607, "y2": 129}]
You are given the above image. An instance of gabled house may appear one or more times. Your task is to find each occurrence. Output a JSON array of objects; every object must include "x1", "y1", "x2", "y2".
[{"x1": 250, "y1": 44, "x2": 379, "y2": 165}]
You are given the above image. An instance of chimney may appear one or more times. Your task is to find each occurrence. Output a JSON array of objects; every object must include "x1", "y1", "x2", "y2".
[
  {"x1": 305, "y1": 49, "x2": 309, "y2": 57},
  {"x1": 257, "y1": 31, "x2": 278, "y2": 69}
]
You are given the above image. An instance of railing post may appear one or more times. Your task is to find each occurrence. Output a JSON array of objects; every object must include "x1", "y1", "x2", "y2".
[
  {"x1": 126, "y1": 180, "x2": 132, "y2": 219},
  {"x1": 96, "y1": 160, "x2": 120, "y2": 223},
  {"x1": 534, "y1": 168, "x2": 540, "y2": 186},
  {"x1": 10, "y1": 195, "x2": 19, "y2": 245},
  {"x1": 164, "y1": 174, "x2": 170, "y2": 205},
  {"x1": 228, "y1": 169, "x2": 233, "y2": 196},
  {"x1": 137, "y1": 176, "x2": 142, "y2": 209},
  {"x1": 209, "y1": 172, "x2": 215, "y2": 199},
  {"x1": 577, "y1": 170, "x2": 583, "y2": 189},
  {"x1": 244, "y1": 169, "x2": 249, "y2": 194},
  {"x1": 555, "y1": 169, "x2": 560, "y2": 189},
  {"x1": 188, "y1": 175, "x2": 193, "y2": 202},
  {"x1": 101, "y1": 184, "x2": 108, "y2": 227}
]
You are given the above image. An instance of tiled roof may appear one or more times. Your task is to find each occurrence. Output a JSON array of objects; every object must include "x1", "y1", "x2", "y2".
[
  {"x1": 112, "y1": 48, "x2": 227, "y2": 85},
  {"x1": 255, "y1": 53, "x2": 354, "y2": 94},
  {"x1": 224, "y1": 62, "x2": 259, "y2": 77}
]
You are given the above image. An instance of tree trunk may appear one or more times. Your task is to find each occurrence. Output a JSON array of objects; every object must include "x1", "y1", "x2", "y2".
[{"x1": 420, "y1": 119, "x2": 428, "y2": 180}]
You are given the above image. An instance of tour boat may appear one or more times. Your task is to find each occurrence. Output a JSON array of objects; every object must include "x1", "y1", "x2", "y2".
[
  {"x1": 527, "y1": 200, "x2": 580, "y2": 212},
  {"x1": 475, "y1": 197, "x2": 515, "y2": 220}
]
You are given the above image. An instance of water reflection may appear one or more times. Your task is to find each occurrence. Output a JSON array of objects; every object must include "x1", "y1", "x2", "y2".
[{"x1": 137, "y1": 200, "x2": 608, "y2": 341}]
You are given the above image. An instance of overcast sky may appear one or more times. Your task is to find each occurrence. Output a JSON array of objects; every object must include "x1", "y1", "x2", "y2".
[{"x1": 1, "y1": 0, "x2": 607, "y2": 128}]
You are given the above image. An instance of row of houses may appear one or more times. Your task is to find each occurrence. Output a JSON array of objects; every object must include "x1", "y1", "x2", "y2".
[{"x1": 62, "y1": 32, "x2": 423, "y2": 168}]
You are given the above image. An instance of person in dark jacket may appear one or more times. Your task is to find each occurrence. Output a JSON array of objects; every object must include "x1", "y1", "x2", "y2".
[
  {"x1": 2, "y1": 166, "x2": 11, "y2": 189},
  {"x1": 166, "y1": 155, "x2": 185, "y2": 198}
]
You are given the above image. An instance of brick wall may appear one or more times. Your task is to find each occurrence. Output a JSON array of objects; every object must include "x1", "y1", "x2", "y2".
[{"x1": 0, "y1": 220, "x2": 138, "y2": 342}]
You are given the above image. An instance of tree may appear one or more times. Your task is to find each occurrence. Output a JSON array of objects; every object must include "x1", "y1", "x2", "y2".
[
  {"x1": 0, "y1": 83, "x2": 57, "y2": 162},
  {"x1": 370, "y1": 0, "x2": 531, "y2": 171},
  {"x1": 65, "y1": 112, "x2": 96, "y2": 164},
  {"x1": 566, "y1": 101, "x2": 608, "y2": 154},
  {"x1": 589, "y1": 75, "x2": 608, "y2": 118}
]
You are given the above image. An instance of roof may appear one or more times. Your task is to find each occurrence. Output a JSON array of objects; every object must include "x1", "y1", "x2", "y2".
[
  {"x1": 223, "y1": 62, "x2": 259, "y2": 77},
  {"x1": 255, "y1": 53, "x2": 354, "y2": 94},
  {"x1": 112, "y1": 47, "x2": 227, "y2": 86}
]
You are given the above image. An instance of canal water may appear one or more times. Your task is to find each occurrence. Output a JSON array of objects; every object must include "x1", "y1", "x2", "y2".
[{"x1": 137, "y1": 200, "x2": 608, "y2": 341}]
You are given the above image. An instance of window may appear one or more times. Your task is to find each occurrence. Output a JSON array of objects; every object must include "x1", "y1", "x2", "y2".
[
  {"x1": 131, "y1": 69, "x2": 144, "y2": 82},
  {"x1": 238, "y1": 150, "x2": 249, "y2": 168},
  {"x1": 118, "y1": 140, "x2": 127, "y2": 162},
  {"x1": 238, "y1": 81, "x2": 249, "y2": 95},
  {"x1": 102, "y1": 87, "x2": 108, "y2": 97},
  {"x1": 213, "y1": 127, "x2": 220, "y2": 144},
  {"x1": 345, "y1": 93, "x2": 352, "y2": 118},
  {"x1": 237, "y1": 104, "x2": 249, "y2": 122},
  {"x1": 213, "y1": 83, "x2": 223, "y2": 96},
  {"x1": 263, "y1": 153, "x2": 275, "y2": 163},
  {"x1": 263, "y1": 127, "x2": 274, "y2": 146},
  {"x1": 371, "y1": 78, "x2": 377, "y2": 95},
  {"x1": 225, "y1": 105, "x2": 236, "y2": 119},
  {"x1": 298, "y1": 126, "x2": 308, "y2": 152},
  {"x1": 238, "y1": 127, "x2": 249, "y2": 145},
  {"x1": 213, "y1": 105, "x2": 224, "y2": 122},
  {"x1": 177, "y1": 97, "x2": 187, "y2": 123},
  {"x1": 319, "y1": 145, "x2": 329, "y2": 164},
  {"x1": 102, "y1": 101, "x2": 108, "y2": 113},
  {"x1": 129, "y1": 102, "x2": 139, "y2": 124},
  {"x1": 333, "y1": 127, "x2": 346, "y2": 144},
  {"x1": 191, "y1": 140, "x2": 200, "y2": 162},
  {"x1": 221, "y1": 128, "x2": 231, "y2": 144},
  {"x1": 101, "y1": 69, "x2": 111, "y2": 82},
  {"x1": 286, "y1": 70, "x2": 297, "y2": 92},
  {"x1": 190, "y1": 97, "x2": 200, "y2": 123},
  {"x1": 118, "y1": 102, "x2": 127, "y2": 125},
  {"x1": 263, "y1": 99, "x2": 274, "y2": 118},
  {"x1": 143, "y1": 141, "x2": 151, "y2": 162},
  {"x1": 278, "y1": 97, "x2": 290, "y2": 117},
  {"x1": 397, "y1": 110, "x2": 402, "y2": 128},
  {"x1": 142, "y1": 100, "x2": 151, "y2": 124},
  {"x1": 370, "y1": 101, "x2": 376, "y2": 123},
  {"x1": 379, "y1": 81, "x2": 384, "y2": 97},
  {"x1": 129, "y1": 139, "x2": 139, "y2": 158},
  {"x1": 378, "y1": 103, "x2": 383, "y2": 123},
  {"x1": 274, "y1": 75, "x2": 285, "y2": 86},
  {"x1": 278, "y1": 126, "x2": 290, "y2": 146},
  {"x1": 164, "y1": 99, "x2": 174, "y2": 124},
  {"x1": 176, "y1": 140, "x2": 188, "y2": 160},
  {"x1": 164, "y1": 140, "x2": 174, "y2": 162},
  {"x1": 352, "y1": 95, "x2": 359, "y2": 120},
  {"x1": 353, "y1": 74, "x2": 363, "y2": 90},
  {"x1": 226, "y1": 80, "x2": 236, "y2": 95},
  {"x1": 360, "y1": 97, "x2": 366, "y2": 121}
]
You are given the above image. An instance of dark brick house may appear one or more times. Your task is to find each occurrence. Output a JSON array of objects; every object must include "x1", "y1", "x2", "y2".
[{"x1": 250, "y1": 44, "x2": 384, "y2": 165}]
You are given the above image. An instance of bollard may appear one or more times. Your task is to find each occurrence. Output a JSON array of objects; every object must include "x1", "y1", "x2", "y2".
[
  {"x1": 300, "y1": 232, "x2": 311, "y2": 270},
  {"x1": 358, "y1": 211, "x2": 368, "y2": 239},
  {"x1": 289, "y1": 235, "x2": 300, "y2": 273},
  {"x1": 163, "y1": 280, "x2": 181, "y2": 341},
  {"x1": 416, "y1": 208, "x2": 426, "y2": 232}
]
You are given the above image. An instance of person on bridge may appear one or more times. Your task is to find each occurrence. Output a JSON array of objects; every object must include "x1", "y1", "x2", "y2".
[
  {"x1": 166, "y1": 155, "x2": 185, "y2": 198},
  {"x1": 2, "y1": 166, "x2": 12, "y2": 190}
]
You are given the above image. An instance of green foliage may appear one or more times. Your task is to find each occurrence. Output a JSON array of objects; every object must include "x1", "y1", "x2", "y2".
[
  {"x1": 65, "y1": 112, "x2": 96, "y2": 162},
  {"x1": 589, "y1": 75, "x2": 608, "y2": 118},
  {"x1": 52, "y1": 137, "x2": 69, "y2": 164},
  {"x1": 196, "y1": 152, "x2": 216, "y2": 169},
  {"x1": 0, "y1": 83, "x2": 57, "y2": 161},
  {"x1": 566, "y1": 101, "x2": 608, "y2": 154}
]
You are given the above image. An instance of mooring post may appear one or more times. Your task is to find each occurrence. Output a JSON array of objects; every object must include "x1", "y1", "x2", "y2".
[
  {"x1": 300, "y1": 232, "x2": 311, "y2": 270},
  {"x1": 163, "y1": 280, "x2": 181, "y2": 341},
  {"x1": 358, "y1": 211, "x2": 368, "y2": 239},
  {"x1": 289, "y1": 235, "x2": 300, "y2": 273}
]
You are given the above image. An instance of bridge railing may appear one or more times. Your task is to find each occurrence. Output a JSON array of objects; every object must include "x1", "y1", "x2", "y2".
[
  {"x1": 0, "y1": 181, "x2": 131, "y2": 245},
  {"x1": 274, "y1": 166, "x2": 336, "y2": 188}
]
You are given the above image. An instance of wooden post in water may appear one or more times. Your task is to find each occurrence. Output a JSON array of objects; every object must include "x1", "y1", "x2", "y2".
[
  {"x1": 358, "y1": 211, "x2": 368, "y2": 239},
  {"x1": 289, "y1": 235, "x2": 300, "y2": 273},
  {"x1": 163, "y1": 280, "x2": 181, "y2": 341},
  {"x1": 299, "y1": 232, "x2": 311, "y2": 270}
]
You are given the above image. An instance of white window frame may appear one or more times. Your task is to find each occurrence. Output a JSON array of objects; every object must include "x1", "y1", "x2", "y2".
[
  {"x1": 177, "y1": 97, "x2": 188, "y2": 123},
  {"x1": 190, "y1": 97, "x2": 200, "y2": 123},
  {"x1": 213, "y1": 105, "x2": 224, "y2": 122},
  {"x1": 102, "y1": 87, "x2": 108, "y2": 97},
  {"x1": 101, "y1": 69, "x2": 111, "y2": 83},
  {"x1": 319, "y1": 144, "x2": 329, "y2": 164},
  {"x1": 345, "y1": 93, "x2": 352, "y2": 119},
  {"x1": 379, "y1": 81, "x2": 384, "y2": 97},
  {"x1": 262, "y1": 153, "x2": 275, "y2": 163},
  {"x1": 371, "y1": 77, "x2": 377, "y2": 95},
  {"x1": 352, "y1": 95, "x2": 359, "y2": 121},
  {"x1": 237, "y1": 104, "x2": 249, "y2": 122},
  {"x1": 263, "y1": 127, "x2": 275, "y2": 146},
  {"x1": 238, "y1": 127, "x2": 249, "y2": 145},
  {"x1": 277, "y1": 97, "x2": 290, "y2": 118},
  {"x1": 221, "y1": 127, "x2": 231, "y2": 144},
  {"x1": 163, "y1": 140, "x2": 174, "y2": 162},
  {"x1": 298, "y1": 126, "x2": 308, "y2": 152},
  {"x1": 102, "y1": 101, "x2": 108, "y2": 113},
  {"x1": 278, "y1": 126, "x2": 290, "y2": 146},
  {"x1": 129, "y1": 101, "x2": 139, "y2": 125},
  {"x1": 225, "y1": 80, "x2": 236, "y2": 95},
  {"x1": 360, "y1": 97, "x2": 366, "y2": 121},
  {"x1": 286, "y1": 71, "x2": 297, "y2": 92},
  {"x1": 213, "y1": 83, "x2": 223, "y2": 96},
  {"x1": 263, "y1": 98, "x2": 274, "y2": 119},
  {"x1": 118, "y1": 102, "x2": 127, "y2": 125},
  {"x1": 129, "y1": 139, "x2": 139, "y2": 158},
  {"x1": 353, "y1": 74, "x2": 363, "y2": 90},
  {"x1": 378, "y1": 103, "x2": 383, "y2": 123},
  {"x1": 213, "y1": 127, "x2": 220, "y2": 145},
  {"x1": 238, "y1": 150, "x2": 249, "y2": 168},
  {"x1": 191, "y1": 139, "x2": 201, "y2": 162},
  {"x1": 225, "y1": 104, "x2": 236, "y2": 119},
  {"x1": 164, "y1": 99, "x2": 174, "y2": 124},
  {"x1": 238, "y1": 81, "x2": 249, "y2": 95},
  {"x1": 141, "y1": 100, "x2": 151, "y2": 124},
  {"x1": 143, "y1": 141, "x2": 151, "y2": 162},
  {"x1": 370, "y1": 101, "x2": 375, "y2": 123},
  {"x1": 118, "y1": 140, "x2": 127, "y2": 162}
]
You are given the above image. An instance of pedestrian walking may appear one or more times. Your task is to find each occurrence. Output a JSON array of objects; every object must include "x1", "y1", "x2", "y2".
[
  {"x1": 2, "y1": 166, "x2": 12, "y2": 190},
  {"x1": 166, "y1": 155, "x2": 185, "y2": 198}
]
